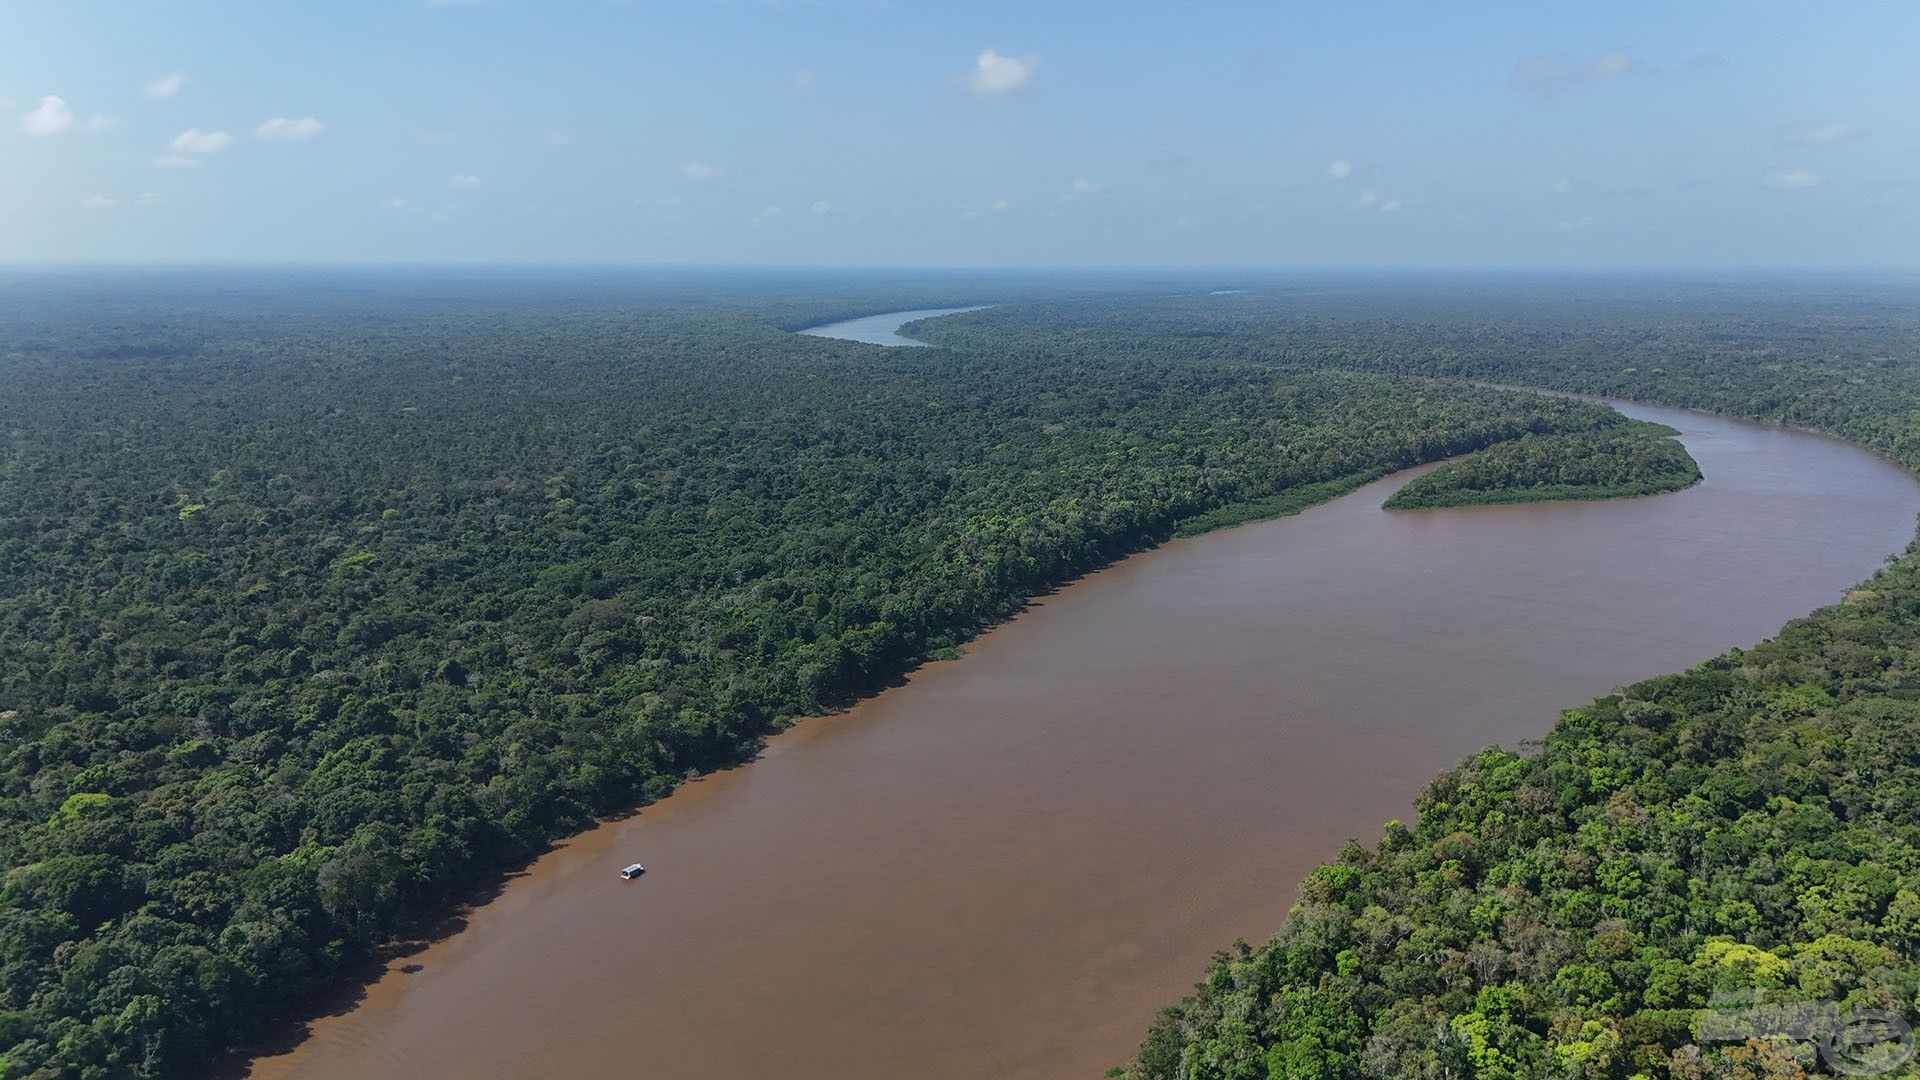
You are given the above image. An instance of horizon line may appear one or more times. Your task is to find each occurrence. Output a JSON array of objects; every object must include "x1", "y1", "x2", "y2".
[{"x1": 4, "y1": 260, "x2": 1920, "y2": 277}]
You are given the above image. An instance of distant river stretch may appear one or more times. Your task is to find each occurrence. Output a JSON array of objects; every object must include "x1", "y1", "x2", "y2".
[
  {"x1": 796, "y1": 306, "x2": 988, "y2": 346},
  {"x1": 247, "y1": 313, "x2": 1920, "y2": 1080}
]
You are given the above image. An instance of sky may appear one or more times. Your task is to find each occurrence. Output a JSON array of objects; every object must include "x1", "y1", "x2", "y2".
[{"x1": 2, "y1": 0, "x2": 1916, "y2": 268}]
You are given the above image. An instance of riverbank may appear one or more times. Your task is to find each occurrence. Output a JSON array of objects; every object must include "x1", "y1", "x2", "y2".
[
  {"x1": 16, "y1": 292, "x2": 1595, "y2": 1080},
  {"x1": 243, "y1": 398, "x2": 1920, "y2": 1080}
]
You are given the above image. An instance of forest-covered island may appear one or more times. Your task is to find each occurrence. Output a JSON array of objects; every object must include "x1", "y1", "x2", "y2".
[{"x1": 1383, "y1": 421, "x2": 1701, "y2": 509}]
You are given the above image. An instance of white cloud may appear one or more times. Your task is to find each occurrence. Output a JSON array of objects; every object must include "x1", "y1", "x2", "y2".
[
  {"x1": 82, "y1": 195, "x2": 116, "y2": 209},
  {"x1": 1324, "y1": 160, "x2": 1352, "y2": 181},
  {"x1": 1357, "y1": 189, "x2": 1379, "y2": 207},
  {"x1": 1552, "y1": 176, "x2": 1574, "y2": 195},
  {"x1": 752, "y1": 204, "x2": 783, "y2": 223},
  {"x1": 448, "y1": 173, "x2": 481, "y2": 188},
  {"x1": 969, "y1": 48, "x2": 1037, "y2": 97},
  {"x1": 1071, "y1": 177, "x2": 1102, "y2": 194},
  {"x1": 791, "y1": 69, "x2": 817, "y2": 89},
  {"x1": 678, "y1": 162, "x2": 721, "y2": 180},
  {"x1": 992, "y1": 199, "x2": 1009, "y2": 211},
  {"x1": 1511, "y1": 50, "x2": 1641, "y2": 96},
  {"x1": 75, "y1": 114, "x2": 114, "y2": 134},
  {"x1": 810, "y1": 200, "x2": 831, "y2": 214},
  {"x1": 256, "y1": 116, "x2": 325, "y2": 141},
  {"x1": 1554, "y1": 216, "x2": 1595, "y2": 232},
  {"x1": 171, "y1": 128, "x2": 233, "y2": 154},
  {"x1": 1779, "y1": 123, "x2": 1858, "y2": 148},
  {"x1": 136, "y1": 192, "x2": 167, "y2": 207},
  {"x1": 145, "y1": 73, "x2": 184, "y2": 99},
  {"x1": 1765, "y1": 169, "x2": 1823, "y2": 190},
  {"x1": 152, "y1": 155, "x2": 201, "y2": 169},
  {"x1": 1588, "y1": 51, "x2": 1634, "y2": 78},
  {"x1": 21, "y1": 96, "x2": 73, "y2": 136},
  {"x1": 380, "y1": 197, "x2": 410, "y2": 211},
  {"x1": 1378, "y1": 199, "x2": 1402, "y2": 212}
]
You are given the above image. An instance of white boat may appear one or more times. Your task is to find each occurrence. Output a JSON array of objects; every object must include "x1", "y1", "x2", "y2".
[{"x1": 619, "y1": 863, "x2": 646, "y2": 880}]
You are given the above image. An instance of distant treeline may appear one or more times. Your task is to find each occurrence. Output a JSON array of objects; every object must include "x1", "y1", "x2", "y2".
[
  {"x1": 1384, "y1": 421, "x2": 1700, "y2": 509},
  {"x1": 0, "y1": 279, "x2": 1619, "y2": 1079}
]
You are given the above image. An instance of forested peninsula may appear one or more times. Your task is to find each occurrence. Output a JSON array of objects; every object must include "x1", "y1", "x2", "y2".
[
  {"x1": 1383, "y1": 421, "x2": 1701, "y2": 509},
  {"x1": 0, "y1": 275, "x2": 1622, "y2": 1079}
]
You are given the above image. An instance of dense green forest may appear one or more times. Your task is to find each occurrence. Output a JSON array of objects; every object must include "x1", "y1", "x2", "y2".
[
  {"x1": 914, "y1": 277, "x2": 1920, "y2": 467},
  {"x1": 1066, "y1": 279, "x2": 1920, "y2": 1079},
  {"x1": 10, "y1": 270, "x2": 1920, "y2": 1079},
  {"x1": 0, "y1": 271, "x2": 1625, "y2": 1079},
  {"x1": 1383, "y1": 421, "x2": 1700, "y2": 509}
]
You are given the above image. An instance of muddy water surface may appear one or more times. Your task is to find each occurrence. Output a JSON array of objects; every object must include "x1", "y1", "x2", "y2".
[{"x1": 247, "y1": 397, "x2": 1920, "y2": 1080}]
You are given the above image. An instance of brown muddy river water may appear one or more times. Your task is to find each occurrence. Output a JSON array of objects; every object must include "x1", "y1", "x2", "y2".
[{"x1": 246, "y1": 393, "x2": 1920, "y2": 1079}]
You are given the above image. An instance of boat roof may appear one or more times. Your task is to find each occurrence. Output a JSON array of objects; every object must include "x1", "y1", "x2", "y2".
[{"x1": 622, "y1": 863, "x2": 645, "y2": 871}]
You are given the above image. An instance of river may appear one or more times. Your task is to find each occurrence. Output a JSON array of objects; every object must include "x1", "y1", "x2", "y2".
[
  {"x1": 796, "y1": 306, "x2": 989, "y2": 346},
  {"x1": 244, "y1": 317, "x2": 1920, "y2": 1080}
]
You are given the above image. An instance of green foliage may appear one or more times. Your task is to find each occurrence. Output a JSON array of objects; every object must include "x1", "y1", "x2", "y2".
[
  {"x1": 12, "y1": 272, "x2": 1920, "y2": 1079},
  {"x1": 1383, "y1": 421, "x2": 1700, "y2": 509},
  {"x1": 0, "y1": 275, "x2": 1619, "y2": 1078},
  {"x1": 1174, "y1": 469, "x2": 1387, "y2": 537}
]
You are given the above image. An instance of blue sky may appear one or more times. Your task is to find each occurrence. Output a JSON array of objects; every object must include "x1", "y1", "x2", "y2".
[{"x1": 3, "y1": 0, "x2": 1916, "y2": 267}]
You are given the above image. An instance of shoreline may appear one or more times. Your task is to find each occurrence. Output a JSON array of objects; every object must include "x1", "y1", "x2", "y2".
[{"x1": 239, "y1": 382, "x2": 1920, "y2": 1079}]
